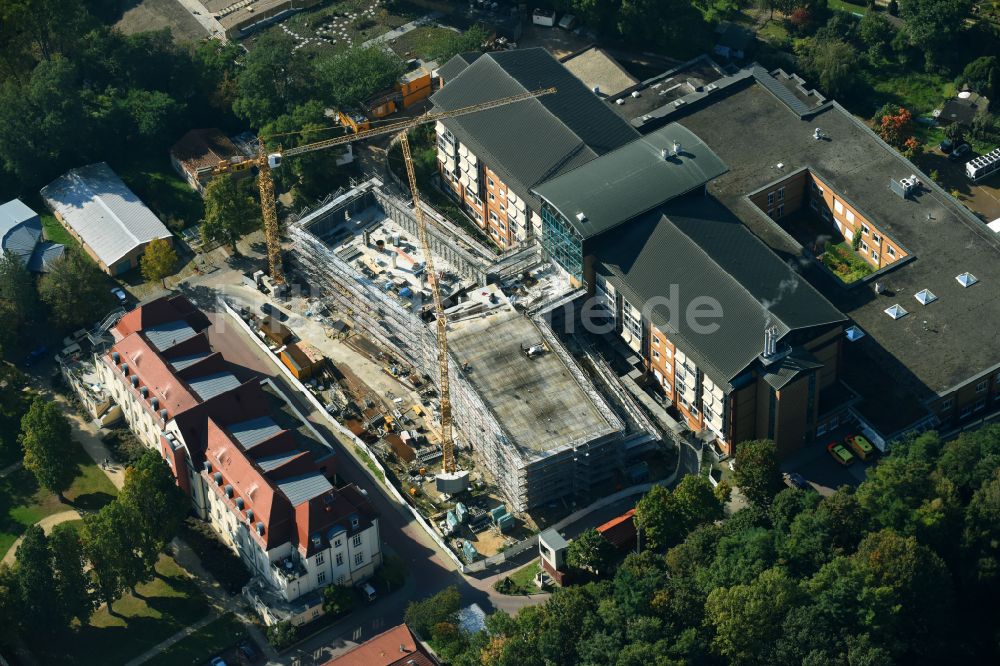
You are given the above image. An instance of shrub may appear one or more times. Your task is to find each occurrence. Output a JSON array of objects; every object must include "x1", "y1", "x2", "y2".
[{"x1": 267, "y1": 620, "x2": 298, "y2": 650}]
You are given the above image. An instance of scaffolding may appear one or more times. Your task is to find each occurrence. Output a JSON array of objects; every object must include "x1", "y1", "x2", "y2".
[{"x1": 288, "y1": 179, "x2": 634, "y2": 512}]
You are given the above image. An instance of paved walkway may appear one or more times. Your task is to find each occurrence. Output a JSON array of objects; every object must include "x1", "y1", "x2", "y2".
[
  {"x1": 172, "y1": 0, "x2": 228, "y2": 41},
  {"x1": 2, "y1": 509, "x2": 83, "y2": 565}
]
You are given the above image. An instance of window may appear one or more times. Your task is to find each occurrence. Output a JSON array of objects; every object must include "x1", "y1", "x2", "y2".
[
  {"x1": 767, "y1": 192, "x2": 775, "y2": 206},
  {"x1": 861, "y1": 223, "x2": 869, "y2": 235},
  {"x1": 664, "y1": 347, "x2": 672, "y2": 358},
  {"x1": 488, "y1": 192, "x2": 495, "y2": 202},
  {"x1": 353, "y1": 534, "x2": 362, "y2": 547},
  {"x1": 336, "y1": 553, "x2": 343, "y2": 566},
  {"x1": 487, "y1": 177, "x2": 495, "y2": 188},
  {"x1": 499, "y1": 189, "x2": 505, "y2": 198},
  {"x1": 499, "y1": 203, "x2": 505, "y2": 212},
  {"x1": 860, "y1": 241, "x2": 869, "y2": 252},
  {"x1": 846, "y1": 210, "x2": 855, "y2": 224},
  {"x1": 834, "y1": 200, "x2": 844, "y2": 214},
  {"x1": 652, "y1": 350, "x2": 661, "y2": 360},
  {"x1": 315, "y1": 553, "x2": 324, "y2": 565},
  {"x1": 975, "y1": 398, "x2": 986, "y2": 412},
  {"x1": 489, "y1": 211, "x2": 498, "y2": 223},
  {"x1": 354, "y1": 552, "x2": 364, "y2": 566},
  {"x1": 317, "y1": 571, "x2": 326, "y2": 585},
  {"x1": 652, "y1": 335, "x2": 661, "y2": 346},
  {"x1": 809, "y1": 198, "x2": 819, "y2": 211},
  {"x1": 768, "y1": 208, "x2": 776, "y2": 219},
  {"x1": 334, "y1": 538, "x2": 342, "y2": 548},
  {"x1": 977, "y1": 380, "x2": 988, "y2": 393},
  {"x1": 886, "y1": 246, "x2": 895, "y2": 258},
  {"x1": 811, "y1": 181, "x2": 818, "y2": 192},
  {"x1": 961, "y1": 406, "x2": 973, "y2": 418},
  {"x1": 871, "y1": 249, "x2": 879, "y2": 261},
  {"x1": 872, "y1": 233, "x2": 881, "y2": 243},
  {"x1": 777, "y1": 187, "x2": 785, "y2": 200},
  {"x1": 498, "y1": 221, "x2": 506, "y2": 231},
  {"x1": 336, "y1": 575, "x2": 345, "y2": 586},
  {"x1": 940, "y1": 398, "x2": 953, "y2": 411},
  {"x1": 776, "y1": 204, "x2": 784, "y2": 218}
]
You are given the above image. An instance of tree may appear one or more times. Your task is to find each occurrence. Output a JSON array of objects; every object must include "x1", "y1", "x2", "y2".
[
  {"x1": 0, "y1": 250, "x2": 38, "y2": 323},
  {"x1": 705, "y1": 567, "x2": 804, "y2": 664},
  {"x1": 858, "y1": 12, "x2": 895, "y2": 63},
  {"x1": 898, "y1": 0, "x2": 973, "y2": 70},
  {"x1": 266, "y1": 620, "x2": 298, "y2": 650},
  {"x1": 634, "y1": 485, "x2": 681, "y2": 550},
  {"x1": 404, "y1": 585, "x2": 461, "y2": 638},
  {"x1": 431, "y1": 24, "x2": 489, "y2": 62},
  {"x1": 19, "y1": 397, "x2": 76, "y2": 501},
  {"x1": 872, "y1": 103, "x2": 914, "y2": 150},
  {"x1": 945, "y1": 122, "x2": 966, "y2": 144},
  {"x1": 233, "y1": 31, "x2": 315, "y2": 128},
  {"x1": 566, "y1": 528, "x2": 614, "y2": 574},
  {"x1": 48, "y1": 522, "x2": 95, "y2": 625},
  {"x1": 13, "y1": 526, "x2": 62, "y2": 635},
  {"x1": 38, "y1": 251, "x2": 113, "y2": 328},
  {"x1": 201, "y1": 176, "x2": 258, "y2": 253},
  {"x1": 322, "y1": 584, "x2": 356, "y2": 616},
  {"x1": 733, "y1": 439, "x2": 784, "y2": 507},
  {"x1": 139, "y1": 238, "x2": 177, "y2": 287},
  {"x1": 796, "y1": 38, "x2": 857, "y2": 98},
  {"x1": 83, "y1": 501, "x2": 145, "y2": 609},
  {"x1": 673, "y1": 474, "x2": 726, "y2": 528},
  {"x1": 314, "y1": 45, "x2": 405, "y2": 111},
  {"x1": 960, "y1": 56, "x2": 999, "y2": 99},
  {"x1": 970, "y1": 111, "x2": 998, "y2": 143},
  {"x1": 117, "y1": 450, "x2": 187, "y2": 580}
]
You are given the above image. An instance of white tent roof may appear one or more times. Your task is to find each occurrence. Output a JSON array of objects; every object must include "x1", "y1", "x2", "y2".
[{"x1": 40, "y1": 162, "x2": 172, "y2": 267}]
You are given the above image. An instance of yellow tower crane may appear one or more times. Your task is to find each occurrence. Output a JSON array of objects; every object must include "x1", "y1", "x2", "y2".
[{"x1": 213, "y1": 87, "x2": 556, "y2": 478}]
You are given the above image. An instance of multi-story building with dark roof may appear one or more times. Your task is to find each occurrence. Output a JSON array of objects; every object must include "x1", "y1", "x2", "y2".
[
  {"x1": 96, "y1": 295, "x2": 380, "y2": 624},
  {"x1": 430, "y1": 48, "x2": 639, "y2": 251}
]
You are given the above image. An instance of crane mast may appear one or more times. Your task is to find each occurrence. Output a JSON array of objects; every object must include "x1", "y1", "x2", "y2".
[{"x1": 211, "y1": 85, "x2": 557, "y2": 479}]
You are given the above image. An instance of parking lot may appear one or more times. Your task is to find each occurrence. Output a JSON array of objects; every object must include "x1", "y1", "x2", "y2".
[
  {"x1": 919, "y1": 143, "x2": 1000, "y2": 224},
  {"x1": 781, "y1": 429, "x2": 876, "y2": 495}
]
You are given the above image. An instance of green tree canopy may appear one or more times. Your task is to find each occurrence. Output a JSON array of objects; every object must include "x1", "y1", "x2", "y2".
[
  {"x1": 566, "y1": 528, "x2": 614, "y2": 574},
  {"x1": 314, "y1": 45, "x2": 405, "y2": 111},
  {"x1": 404, "y1": 585, "x2": 461, "y2": 638},
  {"x1": 19, "y1": 396, "x2": 76, "y2": 500},
  {"x1": 38, "y1": 251, "x2": 114, "y2": 328},
  {"x1": 201, "y1": 176, "x2": 259, "y2": 253},
  {"x1": 898, "y1": 0, "x2": 973, "y2": 70},
  {"x1": 233, "y1": 31, "x2": 315, "y2": 128},
  {"x1": 733, "y1": 439, "x2": 784, "y2": 507},
  {"x1": 140, "y1": 237, "x2": 178, "y2": 287}
]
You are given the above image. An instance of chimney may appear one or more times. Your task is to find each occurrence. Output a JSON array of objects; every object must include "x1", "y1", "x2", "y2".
[
  {"x1": 672, "y1": 141, "x2": 682, "y2": 156},
  {"x1": 763, "y1": 326, "x2": 777, "y2": 357},
  {"x1": 660, "y1": 148, "x2": 670, "y2": 161}
]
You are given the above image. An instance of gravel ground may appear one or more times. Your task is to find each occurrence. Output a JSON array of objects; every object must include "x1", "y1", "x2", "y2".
[{"x1": 115, "y1": 0, "x2": 209, "y2": 42}]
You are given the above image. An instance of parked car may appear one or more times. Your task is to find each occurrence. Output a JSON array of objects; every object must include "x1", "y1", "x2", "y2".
[
  {"x1": 783, "y1": 471, "x2": 811, "y2": 490},
  {"x1": 828, "y1": 441, "x2": 855, "y2": 466},
  {"x1": 259, "y1": 302, "x2": 287, "y2": 321},
  {"x1": 845, "y1": 434, "x2": 875, "y2": 461},
  {"x1": 558, "y1": 13, "x2": 578, "y2": 30},
  {"x1": 237, "y1": 640, "x2": 259, "y2": 662},
  {"x1": 949, "y1": 143, "x2": 971, "y2": 162},
  {"x1": 209, "y1": 658, "x2": 227, "y2": 666},
  {"x1": 110, "y1": 286, "x2": 128, "y2": 306},
  {"x1": 938, "y1": 138, "x2": 954, "y2": 154}
]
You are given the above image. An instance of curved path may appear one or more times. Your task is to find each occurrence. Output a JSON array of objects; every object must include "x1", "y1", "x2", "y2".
[{"x1": 2, "y1": 509, "x2": 83, "y2": 565}]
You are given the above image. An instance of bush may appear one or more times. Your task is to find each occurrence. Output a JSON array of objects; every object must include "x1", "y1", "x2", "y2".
[
  {"x1": 101, "y1": 428, "x2": 147, "y2": 465},
  {"x1": 267, "y1": 620, "x2": 298, "y2": 650}
]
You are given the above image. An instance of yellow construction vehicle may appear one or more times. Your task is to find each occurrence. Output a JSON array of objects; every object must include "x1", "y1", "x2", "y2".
[{"x1": 212, "y1": 88, "x2": 555, "y2": 285}]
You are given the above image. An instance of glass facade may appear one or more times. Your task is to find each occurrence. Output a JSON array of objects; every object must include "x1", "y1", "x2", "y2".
[{"x1": 540, "y1": 201, "x2": 584, "y2": 282}]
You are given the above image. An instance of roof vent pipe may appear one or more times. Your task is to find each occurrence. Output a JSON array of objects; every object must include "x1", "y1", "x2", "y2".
[
  {"x1": 592, "y1": 85, "x2": 600, "y2": 95},
  {"x1": 672, "y1": 141, "x2": 682, "y2": 156},
  {"x1": 631, "y1": 90, "x2": 641, "y2": 98},
  {"x1": 660, "y1": 148, "x2": 670, "y2": 160}
]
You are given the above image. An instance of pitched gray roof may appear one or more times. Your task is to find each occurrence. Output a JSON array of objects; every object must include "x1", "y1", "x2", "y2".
[
  {"x1": 144, "y1": 320, "x2": 198, "y2": 352},
  {"x1": 40, "y1": 162, "x2": 172, "y2": 268},
  {"x1": 27, "y1": 241, "x2": 64, "y2": 272},
  {"x1": 435, "y1": 51, "x2": 482, "y2": 83},
  {"x1": 169, "y1": 351, "x2": 212, "y2": 371},
  {"x1": 277, "y1": 471, "x2": 333, "y2": 507},
  {"x1": 256, "y1": 450, "x2": 303, "y2": 472},
  {"x1": 431, "y1": 48, "x2": 639, "y2": 207},
  {"x1": 188, "y1": 372, "x2": 241, "y2": 401},
  {"x1": 0, "y1": 199, "x2": 61, "y2": 271},
  {"x1": 597, "y1": 196, "x2": 845, "y2": 387},
  {"x1": 0, "y1": 199, "x2": 37, "y2": 239},
  {"x1": 229, "y1": 416, "x2": 283, "y2": 450},
  {"x1": 534, "y1": 123, "x2": 727, "y2": 239}
]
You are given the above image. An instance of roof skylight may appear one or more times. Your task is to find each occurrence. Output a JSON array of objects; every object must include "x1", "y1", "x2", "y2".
[
  {"x1": 845, "y1": 325, "x2": 866, "y2": 342},
  {"x1": 884, "y1": 304, "x2": 908, "y2": 320},
  {"x1": 956, "y1": 272, "x2": 978, "y2": 287},
  {"x1": 914, "y1": 289, "x2": 937, "y2": 305}
]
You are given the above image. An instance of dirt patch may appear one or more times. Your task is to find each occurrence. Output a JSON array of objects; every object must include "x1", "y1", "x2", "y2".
[
  {"x1": 116, "y1": 0, "x2": 209, "y2": 42},
  {"x1": 516, "y1": 23, "x2": 591, "y2": 59}
]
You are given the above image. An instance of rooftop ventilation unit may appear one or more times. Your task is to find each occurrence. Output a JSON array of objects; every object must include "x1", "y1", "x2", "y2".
[
  {"x1": 672, "y1": 141, "x2": 682, "y2": 155},
  {"x1": 914, "y1": 288, "x2": 937, "y2": 305},
  {"x1": 776, "y1": 162, "x2": 784, "y2": 169},
  {"x1": 576, "y1": 212, "x2": 587, "y2": 223},
  {"x1": 615, "y1": 98, "x2": 625, "y2": 105},
  {"x1": 213, "y1": 472, "x2": 223, "y2": 485},
  {"x1": 660, "y1": 148, "x2": 670, "y2": 160},
  {"x1": 673, "y1": 98, "x2": 686, "y2": 107},
  {"x1": 956, "y1": 272, "x2": 978, "y2": 287},
  {"x1": 225, "y1": 484, "x2": 233, "y2": 498},
  {"x1": 845, "y1": 325, "x2": 866, "y2": 342},
  {"x1": 592, "y1": 85, "x2": 600, "y2": 94},
  {"x1": 311, "y1": 534, "x2": 321, "y2": 547},
  {"x1": 130, "y1": 376, "x2": 139, "y2": 388},
  {"x1": 966, "y1": 148, "x2": 1000, "y2": 182},
  {"x1": 246, "y1": 509, "x2": 254, "y2": 522},
  {"x1": 256, "y1": 522, "x2": 265, "y2": 535},
  {"x1": 112, "y1": 351, "x2": 120, "y2": 363},
  {"x1": 235, "y1": 498, "x2": 244, "y2": 510},
  {"x1": 884, "y1": 304, "x2": 908, "y2": 320},
  {"x1": 890, "y1": 174, "x2": 921, "y2": 199},
  {"x1": 140, "y1": 386, "x2": 148, "y2": 398},
  {"x1": 159, "y1": 408, "x2": 168, "y2": 421},
  {"x1": 120, "y1": 363, "x2": 129, "y2": 375},
  {"x1": 813, "y1": 127, "x2": 824, "y2": 140},
  {"x1": 631, "y1": 90, "x2": 641, "y2": 98}
]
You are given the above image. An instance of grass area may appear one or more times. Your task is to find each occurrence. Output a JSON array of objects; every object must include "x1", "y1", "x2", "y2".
[
  {"x1": 110, "y1": 155, "x2": 203, "y2": 233},
  {"x1": 30, "y1": 554, "x2": 211, "y2": 666},
  {"x1": 854, "y1": 68, "x2": 955, "y2": 117},
  {"x1": 820, "y1": 242, "x2": 874, "y2": 284},
  {"x1": 500, "y1": 561, "x2": 542, "y2": 595},
  {"x1": 262, "y1": 0, "x2": 414, "y2": 55},
  {"x1": 757, "y1": 19, "x2": 791, "y2": 47},
  {"x1": 143, "y1": 613, "x2": 247, "y2": 666},
  {"x1": 0, "y1": 443, "x2": 118, "y2": 559},
  {"x1": 388, "y1": 25, "x2": 457, "y2": 59},
  {"x1": 40, "y1": 213, "x2": 78, "y2": 248},
  {"x1": 827, "y1": 0, "x2": 868, "y2": 15}
]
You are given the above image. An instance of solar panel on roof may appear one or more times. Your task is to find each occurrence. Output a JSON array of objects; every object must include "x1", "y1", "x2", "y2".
[
  {"x1": 277, "y1": 472, "x2": 333, "y2": 506},
  {"x1": 144, "y1": 320, "x2": 197, "y2": 351}
]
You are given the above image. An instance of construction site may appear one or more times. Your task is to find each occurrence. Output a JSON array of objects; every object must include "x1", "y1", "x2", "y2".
[{"x1": 286, "y1": 177, "x2": 659, "y2": 524}]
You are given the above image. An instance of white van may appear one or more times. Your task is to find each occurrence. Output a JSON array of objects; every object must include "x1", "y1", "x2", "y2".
[
  {"x1": 360, "y1": 582, "x2": 376, "y2": 602},
  {"x1": 532, "y1": 8, "x2": 556, "y2": 26}
]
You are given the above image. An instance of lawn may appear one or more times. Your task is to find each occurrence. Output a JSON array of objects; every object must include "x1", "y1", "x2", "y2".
[
  {"x1": 143, "y1": 613, "x2": 247, "y2": 666},
  {"x1": 821, "y1": 242, "x2": 874, "y2": 284},
  {"x1": 30, "y1": 554, "x2": 211, "y2": 666},
  {"x1": 40, "y1": 213, "x2": 78, "y2": 248},
  {"x1": 827, "y1": 0, "x2": 868, "y2": 15},
  {"x1": 0, "y1": 443, "x2": 118, "y2": 559},
  {"x1": 389, "y1": 25, "x2": 458, "y2": 59},
  {"x1": 110, "y1": 155, "x2": 204, "y2": 233},
  {"x1": 495, "y1": 561, "x2": 542, "y2": 595}
]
